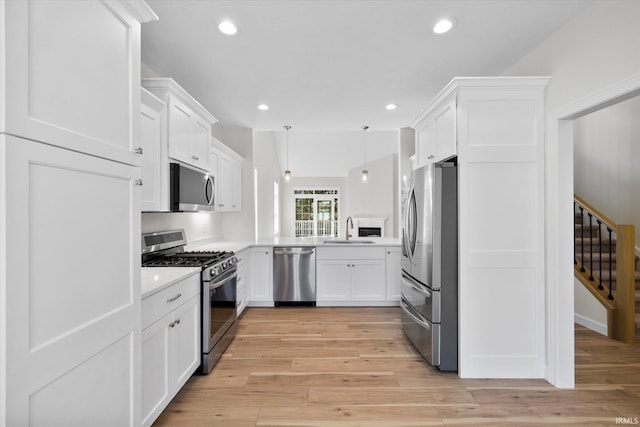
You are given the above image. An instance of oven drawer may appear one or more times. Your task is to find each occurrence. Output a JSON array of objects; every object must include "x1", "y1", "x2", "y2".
[
  {"x1": 143, "y1": 273, "x2": 200, "y2": 330},
  {"x1": 401, "y1": 272, "x2": 440, "y2": 323},
  {"x1": 401, "y1": 299, "x2": 440, "y2": 367}
]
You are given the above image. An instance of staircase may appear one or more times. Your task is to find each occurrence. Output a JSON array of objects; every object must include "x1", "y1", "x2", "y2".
[{"x1": 574, "y1": 201, "x2": 640, "y2": 341}]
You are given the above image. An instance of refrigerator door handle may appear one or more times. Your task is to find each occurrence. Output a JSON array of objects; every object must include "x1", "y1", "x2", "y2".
[{"x1": 408, "y1": 188, "x2": 418, "y2": 259}]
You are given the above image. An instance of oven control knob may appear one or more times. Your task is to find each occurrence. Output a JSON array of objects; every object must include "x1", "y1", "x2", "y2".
[
  {"x1": 211, "y1": 266, "x2": 219, "y2": 276},
  {"x1": 222, "y1": 261, "x2": 228, "y2": 269}
]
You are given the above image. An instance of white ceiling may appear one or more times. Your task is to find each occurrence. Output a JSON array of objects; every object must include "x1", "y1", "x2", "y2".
[{"x1": 141, "y1": 0, "x2": 591, "y2": 132}]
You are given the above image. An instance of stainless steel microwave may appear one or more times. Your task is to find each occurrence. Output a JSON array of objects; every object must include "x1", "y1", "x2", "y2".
[{"x1": 169, "y1": 162, "x2": 215, "y2": 211}]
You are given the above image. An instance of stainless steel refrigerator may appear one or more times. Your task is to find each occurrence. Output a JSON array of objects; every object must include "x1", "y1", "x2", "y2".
[{"x1": 401, "y1": 160, "x2": 458, "y2": 371}]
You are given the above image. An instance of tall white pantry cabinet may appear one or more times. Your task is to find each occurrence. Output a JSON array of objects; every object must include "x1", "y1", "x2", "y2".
[
  {"x1": 411, "y1": 77, "x2": 549, "y2": 379},
  {"x1": 0, "y1": 1, "x2": 157, "y2": 426}
]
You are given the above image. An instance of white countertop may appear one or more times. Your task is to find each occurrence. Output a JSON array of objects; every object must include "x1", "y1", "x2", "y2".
[
  {"x1": 141, "y1": 267, "x2": 201, "y2": 299},
  {"x1": 187, "y1": 237, "x2": 401, "y2": 252}
]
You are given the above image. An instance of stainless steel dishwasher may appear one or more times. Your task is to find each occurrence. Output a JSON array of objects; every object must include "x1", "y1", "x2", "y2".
[{"x1": 273, "y1": 247, "x2": 316, "y2": 306}]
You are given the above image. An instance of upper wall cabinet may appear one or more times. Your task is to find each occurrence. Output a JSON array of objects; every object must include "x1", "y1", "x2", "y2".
[
  {"x1": 211, "y1": 137, "x2": 243, "y2": 212},
  {"x1": 142, "y1": 78, "x2": 218, "y2": 172},
  {"x1": 412, "y1": 95, "x2": 457, "y2": 167},
  {"x1": 1, "y1": 0, "x2": 157, "y2": 166},
  {"x1": 140, "y1": 88, "x2": 168, "y2": 211}
]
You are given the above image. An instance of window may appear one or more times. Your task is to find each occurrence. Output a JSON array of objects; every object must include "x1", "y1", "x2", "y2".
[{"x1": 294, "y1": 188, "x2": 339, "y2": 237}]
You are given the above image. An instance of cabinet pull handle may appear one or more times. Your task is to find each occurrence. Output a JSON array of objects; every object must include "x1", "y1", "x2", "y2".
[
  {"x1": 218, "y1": 204, "x2": 225, "y2": 207},
  {"x1": 134, "y1": 179, "x2": 143, "y2": 186},
  {"x1": 175, "y1": 318, "x2": 181, "y2": 325},
  {"x1": 427, "y1": 155, "x2": 434, "y2": 159},
  {"x1": 134, "y1": 147, "x2": 143, "y2": 155},
  {"x1": 169, "y1": 321, "x2": 176, "y2": 328},
  {"x1": 192, "y1": 155, "x2": 199, "y2": 161},
  {"x1": 167, "y1": 293, "x2": 182, "y2": 303}
]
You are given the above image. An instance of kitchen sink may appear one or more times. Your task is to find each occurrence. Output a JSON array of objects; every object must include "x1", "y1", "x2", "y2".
[{"x1": 323, "y1": 239, "x2": 375, "y2": 244}]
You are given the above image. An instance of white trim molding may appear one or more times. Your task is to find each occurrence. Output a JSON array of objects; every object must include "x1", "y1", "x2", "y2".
[{"x1": 545, "y1": 72, "x2": 640, "y2": 388}]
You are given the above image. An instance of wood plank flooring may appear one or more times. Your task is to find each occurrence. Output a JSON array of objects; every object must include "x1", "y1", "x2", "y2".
[{"x1": 153, "y1": 307, "x2": 640, "y2": 426}]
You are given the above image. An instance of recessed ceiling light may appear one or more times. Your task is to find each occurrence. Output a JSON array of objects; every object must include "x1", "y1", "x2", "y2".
[
  {"x1": 433, "y1": 19, "x2": 453, "y2": 34},
  {"x1": 385, "y1": 104, "x2": 397, "y2": 110},
  {"x1": 257, "y1": 104, "x2": 269, "y2": 111},
  {"x1": 218, "y1": 20, "x2": 237, "y2": 36}
]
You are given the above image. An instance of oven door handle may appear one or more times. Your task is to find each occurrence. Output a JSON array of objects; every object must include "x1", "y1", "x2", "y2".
[{"x1": 209, "y1": 271, "x2": 237, "y2": 290}]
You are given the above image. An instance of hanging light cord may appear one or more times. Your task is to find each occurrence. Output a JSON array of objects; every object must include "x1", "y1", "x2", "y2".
[{"x1": 362, "y1": 125, "x2": 369, "y2": 165}]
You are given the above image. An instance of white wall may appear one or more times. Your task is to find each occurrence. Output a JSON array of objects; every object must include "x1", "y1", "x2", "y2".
[
  {"x1": 270, "y1": 130, "x2": 398, "y2": 177},
  {"x1": 574, "y1": 277, "x2": 608, "y2": 336},
  {"x1": 346, "y1": 154, "x2": 396, "y2": 237},
  {"x1": 501, "y1": 0, "x2": 640, "y2": 384},
  {"x1": 280, "y1": 177, "x2": 348, "y2": 238},
  {"x1": 503, "y1": 1, "x2": 640, "y2": 112},
  {"x1": 141, "y1": 212, "x2": 223, "y2": 243},
  {"x1": 574, "y1": 95, "x2": 640, "y2": 247},
  {"x1": 253, "y1": 131, "x2": 283, "y2": 239}
]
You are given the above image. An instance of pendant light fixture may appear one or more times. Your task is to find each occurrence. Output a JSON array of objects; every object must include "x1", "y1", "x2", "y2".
[
  {"x1": 284, "y1": 125, "x2": 292, "y2": 182},
  {"x1": 361, "y1": 125, "x2": 369, "y2": 183}
]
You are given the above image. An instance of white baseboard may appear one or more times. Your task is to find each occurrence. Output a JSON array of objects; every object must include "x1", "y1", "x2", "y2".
[{"x1": 574, "y1": 313, "x2": 607, "y2": 336}]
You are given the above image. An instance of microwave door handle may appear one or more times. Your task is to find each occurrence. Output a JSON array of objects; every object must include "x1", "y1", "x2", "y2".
[{"x1": 205, "y1": 175, "x2": 214, "y2": 206}]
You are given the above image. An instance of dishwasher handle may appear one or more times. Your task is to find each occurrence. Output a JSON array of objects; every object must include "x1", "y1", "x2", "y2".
[{"x1": 273, "y1": 247, "x2": 315, "y2": 256}]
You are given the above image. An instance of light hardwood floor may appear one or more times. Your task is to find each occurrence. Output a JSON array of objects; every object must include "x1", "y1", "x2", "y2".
[{"x1": 153, "y1": 307, "x2": 640, "y2": 426}]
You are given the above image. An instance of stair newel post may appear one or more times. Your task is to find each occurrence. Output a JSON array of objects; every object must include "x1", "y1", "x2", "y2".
[
  {"x1": 588, "y1": 213, "x2": 594, "y2": 281},
  {"x1": 614, "y1": 224, "x2": 636, "y2": 344},
  {"x1": 579, "y1": 206, "x2": 586, "y2": 272},
  {"x1": 574, "y1": 201, "x2": 578, "y2": 265},
  {"x1": 597, "y1": 219, "x2": 604, "y2": 291},
  {"x1": 607, "y1": 227, "x2": 613, "y2": 300}
]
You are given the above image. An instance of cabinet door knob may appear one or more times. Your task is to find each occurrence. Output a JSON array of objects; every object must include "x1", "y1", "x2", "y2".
[
  {"x1": 134, "y1": 179, "x2": 143, "y2": 186},
  {"x1": 134, "y1": 147, "x2": 143, "y2": 155}
]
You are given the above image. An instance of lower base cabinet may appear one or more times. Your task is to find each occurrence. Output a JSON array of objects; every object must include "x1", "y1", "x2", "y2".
[
  {"x1": 141, "y1": 274, "x2": 201, "y2": 427},
  {"x1": 316, "y1": 246, "x2": 389, "y2": 305}
]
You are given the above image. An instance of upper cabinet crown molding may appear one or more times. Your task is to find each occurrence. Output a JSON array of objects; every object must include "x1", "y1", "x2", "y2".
[
  {"x1": 409, "y1": 76, "x2": 551, "y2": 128},
  {"x1": 211, "y1": 136, "x2": 244, "y2": 162},
  {"x1": 122, "y1": 0, "x2": 159, "y2": 23},
  {"x1": 142, "y1": 78, "x2": 218, "y2": 126}
]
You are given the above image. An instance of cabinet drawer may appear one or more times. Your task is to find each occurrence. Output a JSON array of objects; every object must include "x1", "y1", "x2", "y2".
[
  {"x1": 143, "y1": 274, "x2": 200, "y2": 329},
  {"x1": 316, "y1": 246, "x2": 385, "y2": 260}
]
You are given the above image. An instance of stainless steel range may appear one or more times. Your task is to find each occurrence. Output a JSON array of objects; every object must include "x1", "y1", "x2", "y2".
[{"x1": 141, "y1": 229, "x2": 237, "y2": 374}]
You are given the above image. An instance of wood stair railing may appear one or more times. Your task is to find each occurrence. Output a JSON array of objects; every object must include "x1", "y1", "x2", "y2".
[{"x1": 574, "y1": 194, "x2": 637, "y2": 343}]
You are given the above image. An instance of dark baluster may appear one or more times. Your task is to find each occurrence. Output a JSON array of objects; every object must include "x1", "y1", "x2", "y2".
[
  {"x1": 574, "y1": 202, "x2": 578, "y2": 265},
  {"x1": 607, "y1": 227, "x2": 613, "y2": 300},
  {"x1": 588, "y1": 213, "x2": 594, "y2": 281},
  {"x1": 597, "y1": 219, "x2": 603, "y2": 290},
  {"x1": 579, "y1": 206, "x2": 586, "y2": 272}
]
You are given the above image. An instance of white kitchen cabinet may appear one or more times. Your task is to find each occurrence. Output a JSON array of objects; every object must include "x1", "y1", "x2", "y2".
[
  {"x1": 140, "y1": 88, "x2": 168, "y2": 211},
  {"x1": 0, "y1": 2, "x2": 156, "y2": 425},
  {"x1": 415, "y1": 96, "x2": 456, "y2": 167},
  {"x1": 411, "y1": 77, "x2": 549, "y2": 379},
  {"x1": 141, "y1": 273, "x2": 200, "y2": 427},
  {"x1": 1, "y1": 135, "x2": 144, "y2": 426},
  {"x1": 316, "y1": 246, "x2": 389, "y2": 306},
  {"x1": 142, "y1": 78, "x2": 218, "y2": 172},
  {"x1": 1, "y1": 0, "x2": 156, "y2": 167},
  {"x1": 385, "y1": 247, "x2": 402, "y2": 302},
  {"x1": 249, "y1": 247, "x2": 273, "y2": 306},
  {"x1": 211, "y1": 139, "x2": 244, "y2": 212},
  {"x1": 236, "y1": 249, "x2": 251, "y2": 315}
]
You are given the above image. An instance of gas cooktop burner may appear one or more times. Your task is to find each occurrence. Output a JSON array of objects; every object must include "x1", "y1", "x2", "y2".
[
  {"x1": 142, "y1": 251, "x2": 234, "y2": 268},
  {"x1": 141, "y1": 230, "x2": 237, "y2": 281}
]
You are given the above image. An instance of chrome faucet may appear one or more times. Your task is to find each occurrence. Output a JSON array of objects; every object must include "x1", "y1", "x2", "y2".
[{"x1": 346, "y1": 216, "x2": 353, "y2": 240}]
